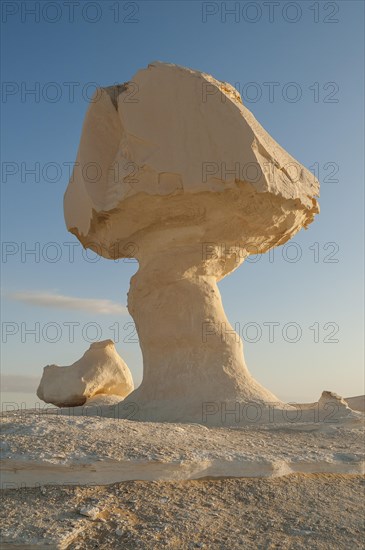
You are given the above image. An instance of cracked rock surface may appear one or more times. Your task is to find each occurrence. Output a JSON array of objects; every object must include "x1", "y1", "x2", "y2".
[{"x1": 1, "y1": 409, "x2": 363, "y2": 485}]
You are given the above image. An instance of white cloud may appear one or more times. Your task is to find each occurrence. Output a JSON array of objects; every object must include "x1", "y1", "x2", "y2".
[{"x1": 8, "y1": 291, "x2": 128, "y2": 315}]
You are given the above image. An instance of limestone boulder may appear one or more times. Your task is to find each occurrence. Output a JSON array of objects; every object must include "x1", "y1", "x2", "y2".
[{"x1": 37, "y1": 340, "x2": 133, "y2": 407}]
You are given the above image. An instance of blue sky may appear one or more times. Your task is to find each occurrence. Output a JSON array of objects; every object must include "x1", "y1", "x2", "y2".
[{"x1": 1, "y1": 0, "x2": 364, "y2": 402}]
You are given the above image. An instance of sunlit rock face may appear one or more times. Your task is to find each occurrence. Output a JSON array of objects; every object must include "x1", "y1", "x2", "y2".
[
  {"x1": 37, "y1": 340, "x2": 134, "y2": 407},
  {"x1": 64, "y1": 62, "x2": 319, "y2": 423}
]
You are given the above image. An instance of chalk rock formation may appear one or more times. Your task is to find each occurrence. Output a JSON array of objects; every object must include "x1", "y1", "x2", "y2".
[
  {"x1": 85, "y1": 394, "x2": 124, "y2": 407},
  {"x1": 319, "y1": 391, "x2": 351, "y2": 412},
  {"x1": 37, "y1": 340, "x2": 134, "y2": 407},
  {"x1": 64, "y1": 62, "x2": 319, "y2": 423}
]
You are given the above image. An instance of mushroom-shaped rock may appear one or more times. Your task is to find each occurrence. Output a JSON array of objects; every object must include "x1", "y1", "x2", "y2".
[
  {"x1": 37, "y1": 340, "x2": 134, "y2": 407},
  {"x1": 64, "y1": 62, "x2": 319, "y2": 423}
]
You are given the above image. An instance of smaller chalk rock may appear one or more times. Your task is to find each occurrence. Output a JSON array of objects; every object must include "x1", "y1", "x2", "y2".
[
  {"x1": 37, "y1": 340, "x2": 134, "y2": 407},
  {"x1": 319, "y1": 391, "x2": 351, "y2": 413}
]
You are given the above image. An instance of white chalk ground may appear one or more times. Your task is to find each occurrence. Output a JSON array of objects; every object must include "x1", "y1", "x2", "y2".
[
  {"x1": 1, "y1": 408, "x2": 364, "y2": 487},
  {"x1": 1, "y1": 398, "x2": 364, "y2": 548}
]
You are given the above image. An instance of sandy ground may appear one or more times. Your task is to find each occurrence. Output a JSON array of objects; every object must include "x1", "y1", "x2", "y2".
[
  {"x1": 1, "y1": 474, "x2": 364, "y2": 549},
  {"x1": 1, "y1": 407, "x2": 364, "y2": 548}
]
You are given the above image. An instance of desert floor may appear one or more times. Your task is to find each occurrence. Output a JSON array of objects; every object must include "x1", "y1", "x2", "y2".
[
  {"x1": 1, "y1": 407, "x2": 364, "y2": 549},
  {"x1": 1, "y1": 474, "x2": 364, "y2": 549}
]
